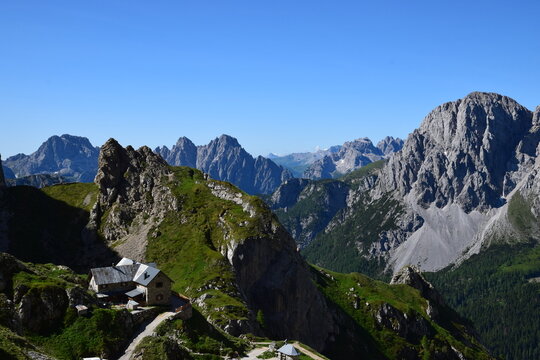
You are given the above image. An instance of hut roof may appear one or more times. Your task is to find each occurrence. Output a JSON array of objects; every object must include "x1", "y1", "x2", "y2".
[
  {"x1": 133, "y1": 264, "x2": 161, "y2": 286},
  {"x1": 125, "y1": 288, "x2": 144, "y2": 298},
  {"x1": 277, "y1": 344, "x2": 301, "y2": 356},
  {"x1": 90, "y1": 264, "x2": 139, "y2": 285}
]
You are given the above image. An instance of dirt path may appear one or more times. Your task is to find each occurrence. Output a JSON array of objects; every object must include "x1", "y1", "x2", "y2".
[
  {"x1": 293, "y1": 342, "x2": 327, "y2": 360},
  {"x1": 240, "y1": 346, "x2": 270, "y2": 360},
  {"x1": 117, "y1": 311, "x2": 175, "y2": 360}
]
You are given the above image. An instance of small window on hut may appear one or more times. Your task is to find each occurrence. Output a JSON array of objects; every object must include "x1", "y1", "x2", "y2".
[{"x1": 156, "y1": 281, "x2": 163, "y2": 288}]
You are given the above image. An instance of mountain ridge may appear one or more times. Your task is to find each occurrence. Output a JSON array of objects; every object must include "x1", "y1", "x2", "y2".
[{"x1": 155, "y1": 134, "x2": 292, "y2": 195}]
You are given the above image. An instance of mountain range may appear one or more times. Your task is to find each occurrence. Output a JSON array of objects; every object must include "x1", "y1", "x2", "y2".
[
  {"x1": 155, "y1": 135, "x2": 292, "y2": 195},
  {"x1": 1, "y1": 91, "x2": 539, "y2": 359},
  {"x1": 2, "y1": 133, "x2": 402, "y2": 194},
  {"x1": 0, "y1": 139, "x2": 492, "y2": 360},
  {"x1": 266, "y1": 92, "x2": 540, "y2": 359},
  {"x1": 269, "y1": 136, "x2": 403, "y2": 179}
]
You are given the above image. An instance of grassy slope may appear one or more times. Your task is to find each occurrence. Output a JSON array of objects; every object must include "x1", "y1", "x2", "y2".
[
  {"x1": 146, "y1": 166, "x2": 273, "y2": 326},
  {"x1": 314, "y1": 267, "x2": 492, "y2": 360}
]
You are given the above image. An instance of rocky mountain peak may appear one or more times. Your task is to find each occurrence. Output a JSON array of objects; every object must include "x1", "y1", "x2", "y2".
[
  {"x1": 92, "y1": 139, "x2": 176, "y2": 260},
  {"x1": 95, "y1": 138, "x2": 169, "y2": 205},
  {"x1": 156, "y1": 135, "x2": 291, "y2": 195},
  {"x1": 175, "y1": 136, "x2": 195, "y2": 147},
  {"x1": 378, "y1": 92, "x2": 534, "y2": 211},
  {"x1": 377, "y1": 136, "x2": 404, "y2": 156},
  {"x1": 216, "y1": 134, "x2": 241, "y2": 147},
  {"x1": 3, "y1": 134, "x2": 100, "y2": 182}
]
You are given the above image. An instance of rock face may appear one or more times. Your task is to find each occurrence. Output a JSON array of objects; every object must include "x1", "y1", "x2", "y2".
[
  {"x1": 304, "y1": 137, "x2": 402, "y2": 179},
  {"x1": 374, "y1": 92, "x2": 539, "y2": 272},
  {"x1": 374, "y1": 302, "x2": 433, "y2": 342},
  {"x1": 92, "y1": 138, "x2": 177, "y2": 261},
  {"x1": 3, "y1": 134, "x2": 100, "y2": 182},
  {"x1": 377, "y1": 92, "x2": 533, "y2": 211},
  {"x1": 390, "y1": 266, "x2": 444, "y2": 306},
  {"x1": 156, "y1": 134, "x2": 292, "y2": 195}
]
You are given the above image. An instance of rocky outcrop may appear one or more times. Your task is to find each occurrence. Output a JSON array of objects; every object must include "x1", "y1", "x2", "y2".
[
  {"x1": 156, "y1": 134, "x2": 292, "y2": 195},
  {"x1": 15, "y1": 284, "x2": 70, "y2": 333},
  {"x1": 3, "y1": 134, "x2": 100, "y2": 182},
  {"x1": 267, "y1": 178, "x2": 311, "y2": 210},
  {"x1": 0, "y1": 253, "x2": 29, "y2": 293},
  {"x1": 375, "y1": 302, "x2": 433, "y2": 342},
  {"x1": 304, "y1": 137, "x2": 401, "y2": 179},
  {"x1": 391, "y1": 266, "x2": 444, "y2": 307},
  {"x1": 94, "y1": 140, "x2": 341, "y2": 352},
  {"x1": 0, "y1": 253, "x2": 94, "y2": 335},
  {"x1": 92, "y1": 139, "x2": 177, "y2": 261}
]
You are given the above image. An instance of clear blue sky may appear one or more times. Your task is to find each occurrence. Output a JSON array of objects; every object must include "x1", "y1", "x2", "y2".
[{"x1": 1, "y1": 1, "x2": 539, "y2": 158}]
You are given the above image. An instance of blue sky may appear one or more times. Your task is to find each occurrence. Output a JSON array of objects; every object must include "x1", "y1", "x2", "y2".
[{"x1": 1, "y1": 1, "x2": 539, "y2": 157}]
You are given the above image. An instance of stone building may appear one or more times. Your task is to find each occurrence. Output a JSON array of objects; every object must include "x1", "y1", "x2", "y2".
[{"x1": 89, "y1": 258, "x2": 173, "y2": 306}]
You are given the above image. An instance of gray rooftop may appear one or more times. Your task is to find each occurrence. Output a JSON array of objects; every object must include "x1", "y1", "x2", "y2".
[
  {"x1": 133, "y1": 264, "x2": 161, "y2": 286},
  {"x1": 90, "y1": 264, "x2": 139, "y2": 285},
  {"x1": 277, "y1": 344, "x2": 301, "y2": 356},
  {"x1": 125, "y1": 288, "x2": 144, "y2": 298}
]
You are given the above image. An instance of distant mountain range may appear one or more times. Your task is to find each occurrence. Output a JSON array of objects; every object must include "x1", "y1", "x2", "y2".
[
  {"x1": 155, "y1": 135, "x2": 292, "y2": 195},
  {"x1": 3, "y1": 133, "x2": 401, "y2": 194},
  {"x1": 269, "y1": 136, "x2": 403, "y2": 179}
]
